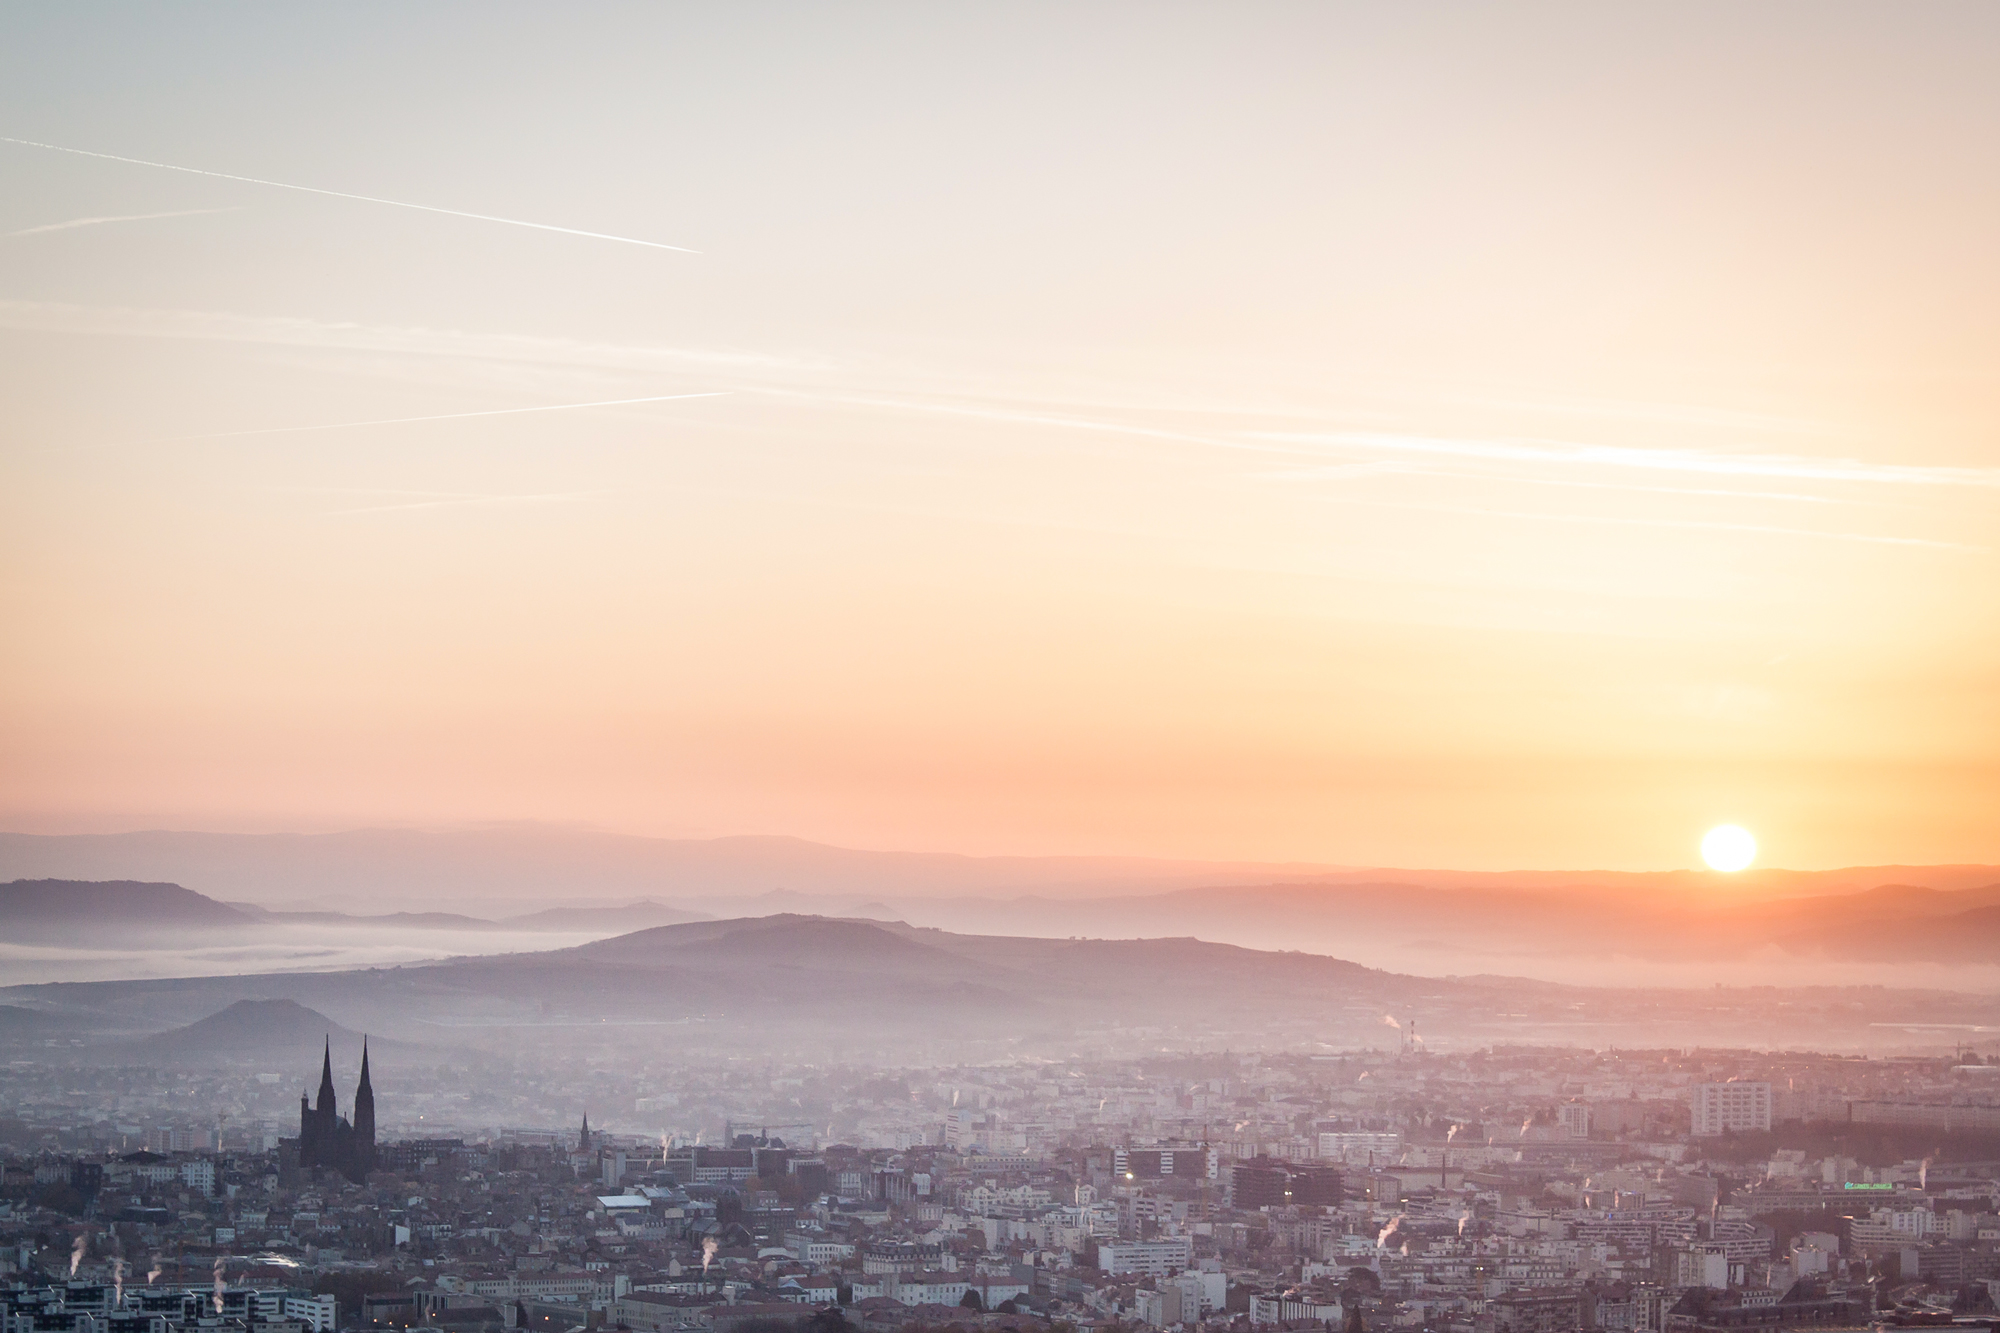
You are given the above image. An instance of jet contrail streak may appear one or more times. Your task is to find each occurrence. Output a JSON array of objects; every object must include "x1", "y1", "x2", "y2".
[
  {"x1": 1, "y1": 136, "x2": 698, "y2": 253},
  {"x1": 151, "y1": 392, "x2": 731, "y2": 443},
  {"x1": 3, "y1": 207, "x2": 234, "y2": 238},
  {"x1": 328, "y1": 492, "x2": 598, "y2": 517}
]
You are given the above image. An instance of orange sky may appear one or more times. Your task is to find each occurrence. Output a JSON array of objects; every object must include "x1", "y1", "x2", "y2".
[{"x1": 2, "y1": 5, "x2": 1997, "y2": 869}]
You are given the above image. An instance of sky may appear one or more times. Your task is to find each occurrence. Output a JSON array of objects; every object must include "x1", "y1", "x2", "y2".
[{"x1": 2, "y1": 3, "x2": 1997, "y2": 871}]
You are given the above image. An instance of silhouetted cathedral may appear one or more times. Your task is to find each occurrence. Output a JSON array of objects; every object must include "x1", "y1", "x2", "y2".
[{"x1": 299, "y1": 1037, "x2": 376, "y2": 1184}]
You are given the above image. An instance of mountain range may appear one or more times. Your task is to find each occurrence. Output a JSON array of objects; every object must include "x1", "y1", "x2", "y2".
[
  {"x1": 0, "y1": 827, "x2": 1348, "y2": 914},
  {"x1": 14, "y1": 826, "x2": 1993, "y2": 915},
  {"x1": 6, "y1": 909, "x2": 2000, "y2": 1065},
  {"x1": 1, "y1": 878, "x2": 710, "y2": 936},
  {"x1": 9, "y1": 866, "x2": 1997, "y2": 986}
]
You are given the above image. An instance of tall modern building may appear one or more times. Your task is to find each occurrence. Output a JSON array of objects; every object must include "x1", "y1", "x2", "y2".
[
  {"x1": 1690, "y1": 1082, "x2": 1772, "y2": 1136},
  {"x1": 298, "y1": 1038, "x2": 377, "y2": 1183}
]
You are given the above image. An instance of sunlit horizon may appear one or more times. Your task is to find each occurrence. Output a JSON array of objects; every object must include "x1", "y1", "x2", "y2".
[{"x1": 5, "y1": 6, "x2": 1998, "y2": 873}]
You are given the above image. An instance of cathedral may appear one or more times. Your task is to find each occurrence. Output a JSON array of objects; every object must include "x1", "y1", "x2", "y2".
[{"x1": 298, "y1": 1038, "x2": 376, "y2": 1184}]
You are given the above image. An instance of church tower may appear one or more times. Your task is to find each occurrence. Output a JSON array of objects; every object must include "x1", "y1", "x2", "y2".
[
  {"x1": 352, "y1": 1038, "x2": 376, "y2": 1172},
  {"x1": 315, "y1": 1038, "x2": 339, "y2": 1119},
  {"x1": 293, "y1": 1038, "x2": 376, "y2": 1184},
  {"x1": 580, "y1": 1112, "x2": 591, "y2": 1152}
]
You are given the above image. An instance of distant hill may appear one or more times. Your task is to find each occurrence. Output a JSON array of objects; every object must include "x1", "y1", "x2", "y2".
[
  {"x1": 0, "y1": 879, "x2": 251, "y2": 938},
  {"x1": 0, "y1": 1004, "x2": 90, "y2": 1045},
  {"x1": 105, "y1": 998, "x2": 396, "y2": 1067},
  {"x1": 227, "y1": 905, "x2": 506, "y2": 931},
  {"x1": 1776, "y1": 901, "x2": 2000, "y2": 963},
  {"x1": 502, "y1": 900, "x2": 713, "y2": 931}
]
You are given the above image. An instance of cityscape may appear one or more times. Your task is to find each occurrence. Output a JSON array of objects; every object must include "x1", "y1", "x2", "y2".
[
  {"x1": 3, "y1": 884, "x2": 1999, "y2": 1333},
  {"x1": 4, "y1": 6, "x2": 1999, "y2": 1333}
]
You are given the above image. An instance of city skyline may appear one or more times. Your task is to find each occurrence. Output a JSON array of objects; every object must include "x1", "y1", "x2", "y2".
[{"x1": 4, "y1": 13, "x2": 1998, "y2": 1333}]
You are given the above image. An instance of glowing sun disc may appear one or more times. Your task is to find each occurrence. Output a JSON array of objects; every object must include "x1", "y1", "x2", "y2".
[{"x1": 1702, "y1": 825, "x2": 1757, "y2": 872}]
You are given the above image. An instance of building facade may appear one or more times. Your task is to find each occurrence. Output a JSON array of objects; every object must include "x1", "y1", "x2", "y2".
[{"x1": 1690, "y1": 1083, "x2": 1771, "y2": 1137}]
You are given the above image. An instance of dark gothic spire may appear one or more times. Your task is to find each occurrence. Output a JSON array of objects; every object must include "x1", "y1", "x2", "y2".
[
  {"x1": 316, "y1": 1036, "x2": 338, "y2": 1115},
  {"x1": 352, "y1": 1036, "x2": 377, "y2": 1168},
  {"x1": 580, "y1": 1112, "x2": 591, "y2": 1152}
]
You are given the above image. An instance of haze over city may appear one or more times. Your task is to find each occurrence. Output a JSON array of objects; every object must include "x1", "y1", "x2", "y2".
[{"x1": 2, "y1": 9, "x2": 1999, "y2": 1333}]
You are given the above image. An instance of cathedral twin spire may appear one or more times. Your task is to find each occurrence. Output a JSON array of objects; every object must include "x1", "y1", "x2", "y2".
[
  {"x1": 316, "y1": 1037, "x2": 338, "y2": 1114},
  {"x1": 299, "y1": 1035, "x2": 376, "y2": 1184}
]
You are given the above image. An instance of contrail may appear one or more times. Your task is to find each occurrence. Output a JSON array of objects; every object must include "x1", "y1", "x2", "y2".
[
  {"x1": 3, "y1": 207, "x2": 234, "y2": 239},
  {"x1": 327, "y1": 491, "x2": 599, "y2": 517},
  {"x1": 1, "y1": 136, "x2": 698, "y2": 253},
  {"x1": 150, "y1": 391, "x2": 730, "y2": 444}
]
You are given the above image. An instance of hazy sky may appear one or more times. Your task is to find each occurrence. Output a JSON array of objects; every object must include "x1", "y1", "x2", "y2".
[{"x1": 3, "y1": 4, "x2": 1997, "y2": 870}]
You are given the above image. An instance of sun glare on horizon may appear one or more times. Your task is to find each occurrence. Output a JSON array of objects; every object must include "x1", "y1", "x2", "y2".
[{"x1": 1701, "y1": 824, "x2": 1757, "y2": 873}]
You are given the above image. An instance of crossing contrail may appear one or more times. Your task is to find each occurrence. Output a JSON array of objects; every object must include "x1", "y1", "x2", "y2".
[
  {"x1": 3, "y1": 207, "x2": 234, "y2": 238},
  {"x1": 151, "y1": 392, "x2": 730, "y2": 444},
  {"x1": 1, "y1": 136, "x2": 698, "y2": 253}
]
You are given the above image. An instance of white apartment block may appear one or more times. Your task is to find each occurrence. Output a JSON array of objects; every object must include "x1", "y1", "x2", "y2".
[
  {"x1": 1315, "y1": 1131, "x2": 1401, "y2": 1163},
  {"x1": 1098, "y1": 1238, "x2": 1193, "y2": 1278},
  {"x1": 1690, "y1": 1082, "x2": 1771, "y2": 1136},
  {"x1": 284, "y1": 1294, "x2": 339, "y2": 1332}
]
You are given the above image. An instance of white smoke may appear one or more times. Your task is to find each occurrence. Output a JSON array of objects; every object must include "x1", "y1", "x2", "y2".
[
  {"x1": 147, "y1": 1259, "x2": 162, "y2": 1285},
  {"x1": 1457, "y1": 1211, "x2": 1471, "y2": 1237},
  {"x1": 702, "y1": 1237, "x2": 718, "y2": 1275},
  {"x1": 113, "y1": 1258, "x2": 126, "y2": 1306},
  {"x1": 213, "y1": 1256, "x2": 226, "y2": 1314},
  {"x1": 1919, "y1": 1156, "x2": 1932, "y2": 1190},
  {"x1": 1446, "y1": 1124, "x2": 1460, "y2": 1142},
  {"x1": 69, "y1": 1233, "x2": 86, "y2": 1277},
  {"x1": 1381, "y1": 1015, "x2": 1400, "y2": 1029},
  {"x1": 1376, "y1": 1215, "x2": 1405, "y2": 1249}
]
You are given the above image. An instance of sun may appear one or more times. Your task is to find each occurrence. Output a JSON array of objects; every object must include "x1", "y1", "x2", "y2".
[{"x1": 1701, "y1": 824, "x2": 1757, "y2": 872}]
